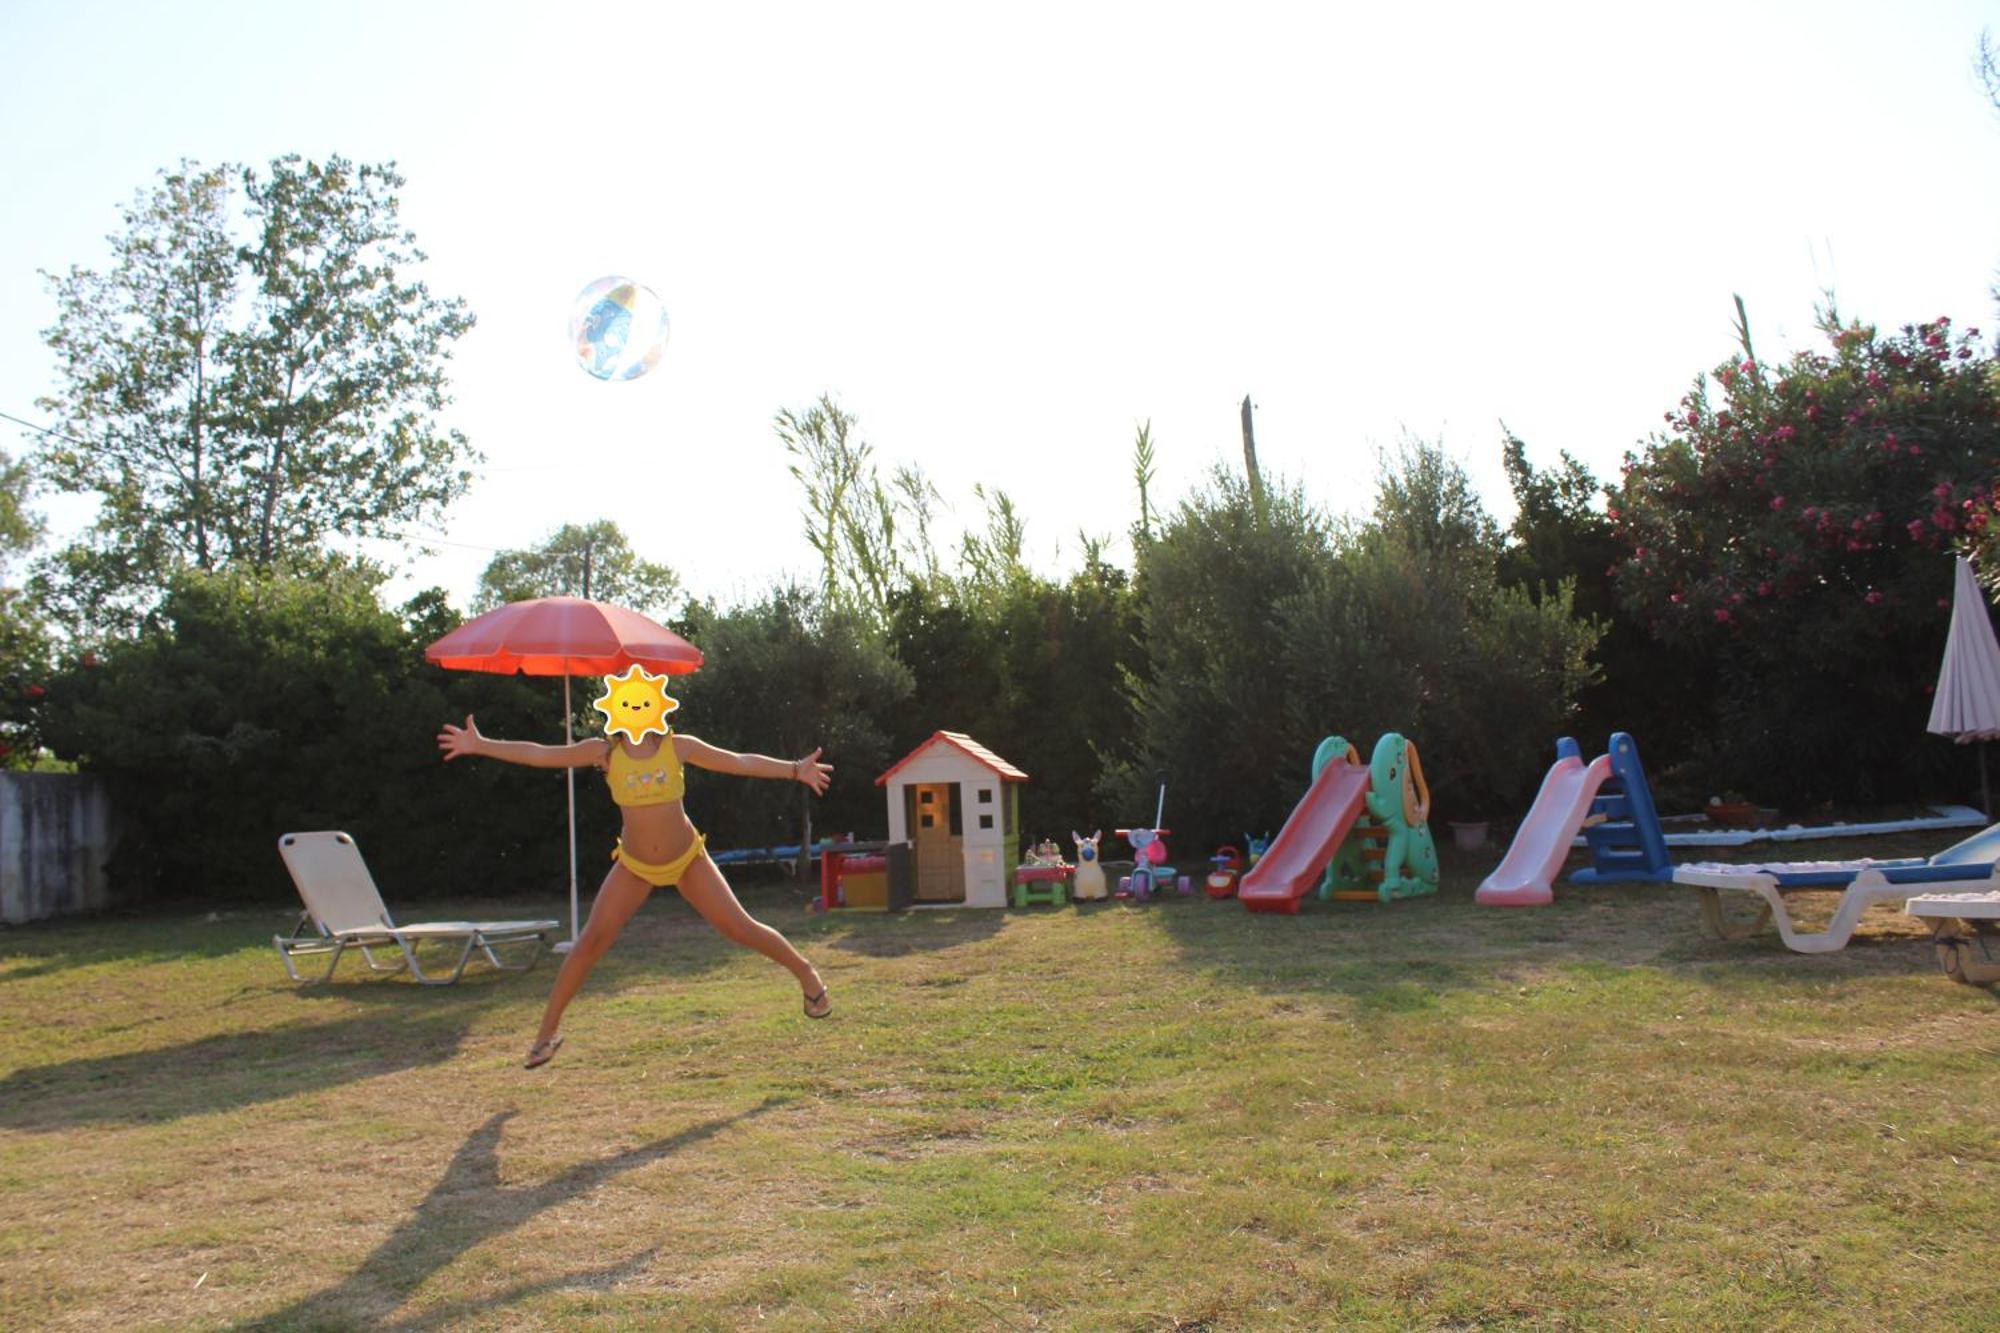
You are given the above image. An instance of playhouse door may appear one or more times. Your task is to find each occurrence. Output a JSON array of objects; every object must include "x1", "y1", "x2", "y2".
[{"x1": 911, "y1": 783, "x2": 964, "y2": 903}]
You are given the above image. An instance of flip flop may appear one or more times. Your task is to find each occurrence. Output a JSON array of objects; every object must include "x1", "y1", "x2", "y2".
[
  {"x1": 802, "y1": 988, "x2": 832, "y2": 1020},
  {"x1": 523, "y1": 1035, "x2": 564, "y2": 1069}
]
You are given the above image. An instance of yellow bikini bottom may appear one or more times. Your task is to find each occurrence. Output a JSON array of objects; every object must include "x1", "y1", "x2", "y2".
[{"x1": 612, "y1": 833, "x2": 706, "y2": 888}]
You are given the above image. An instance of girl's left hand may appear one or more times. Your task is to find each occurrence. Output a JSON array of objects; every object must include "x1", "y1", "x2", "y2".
[{"x1": 791, "y1": 747, "x2": 832, "y2": 796}]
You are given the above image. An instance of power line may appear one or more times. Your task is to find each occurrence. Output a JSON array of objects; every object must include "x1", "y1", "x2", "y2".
[{"x1": 0, "y1": 408, "x2": 91, "y2": 450}]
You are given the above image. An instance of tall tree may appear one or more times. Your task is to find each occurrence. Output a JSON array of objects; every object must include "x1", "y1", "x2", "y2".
[
  {"x1": 0, "y1": 447, "x2": 48, "y2": 766},
  {"x1": 774, "y1": 393, "x2": 937, "y2": 623},
  {"x1": 474, "y1": 520, "x2": 680, "y2": 616},
  {"x1": 34, "y1": 156, "x2": 476, "y2": 633}
]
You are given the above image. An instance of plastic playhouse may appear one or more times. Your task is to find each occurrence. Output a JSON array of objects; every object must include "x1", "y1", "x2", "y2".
[{"x1": 837, "y1": 730, "x2": 1030, "y2": 910}]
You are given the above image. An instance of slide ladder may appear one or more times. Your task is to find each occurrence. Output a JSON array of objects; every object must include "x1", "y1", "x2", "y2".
[{"x1": 1569, "y1": 732, "x2": 1673, "y2": 885}]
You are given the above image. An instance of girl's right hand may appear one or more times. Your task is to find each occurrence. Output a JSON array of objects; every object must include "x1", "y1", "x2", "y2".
[{"x1": 437, "y1": 714, "x2": 484, "y2": 761}]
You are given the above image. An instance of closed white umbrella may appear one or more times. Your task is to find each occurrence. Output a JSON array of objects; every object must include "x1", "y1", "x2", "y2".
[{"x1": 1926, "y1": 557, "x2": 2000, "y2": 814}]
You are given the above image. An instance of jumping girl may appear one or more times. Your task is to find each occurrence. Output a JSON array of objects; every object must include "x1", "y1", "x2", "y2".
[{"x1": 437, "y1": 673, "x2": 833, "y2": 1069}]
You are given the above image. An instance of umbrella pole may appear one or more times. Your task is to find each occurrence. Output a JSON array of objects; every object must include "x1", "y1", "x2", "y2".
[
  {"x1": 556, "y1": 674, "x2": 581, "y2": 951},
  {"x1": 1982, "y1": 742, "x2": 1991, "y2": 820}
]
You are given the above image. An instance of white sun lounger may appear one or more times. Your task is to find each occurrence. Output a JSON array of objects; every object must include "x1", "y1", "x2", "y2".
[
  {"x1": 274, "y1": 831, "x2": 559, "y2": 985},
  {"x1": 1675, "y1": 844, "x2": 2000, "y2": 953},
  {"x1": 1905, "y1": 891, "x2": 2000, "y2": 985}
]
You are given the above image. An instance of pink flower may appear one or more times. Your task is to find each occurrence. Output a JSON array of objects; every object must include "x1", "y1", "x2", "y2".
[
  {"x1": 1908, "y1": 519, "x2": 1927, "y2": 539},
  {"x1": 1714, "y1": 609, "x2": 1732, "y2": 623},
  {"x1": 1935, "y1": 482, "x2": 1952, "y2": 498},
  {"x1": 1910, "y1": 444, "x2": 1922, "y2": 455},
  {"x1": 1669, "y1": 593, "x2": 1683, "y2": 604},
  {"x1": 1933, "y1": 508, "x2": 1956, "y2": 530},
  {"x1": 1758, "y1": 582, "x2": 1773, "y2": 596},
  {"x1": 1770, "y1": 495, "x2": 1785, "y2": 511},
  {"x1": 1774, "y1": 425, "x2": 1797, "y2": 440},
  {"x1": 24, "y1": 684, "x2": 44, "y2": 699},
  {"x1": 1865, "y1": 590, "x2": 1884, "y2": 605}
]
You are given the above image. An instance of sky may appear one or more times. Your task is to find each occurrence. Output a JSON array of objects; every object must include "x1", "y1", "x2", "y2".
[{"x1": 5, "y1": 1, "x2": 2000, "y2": 614}]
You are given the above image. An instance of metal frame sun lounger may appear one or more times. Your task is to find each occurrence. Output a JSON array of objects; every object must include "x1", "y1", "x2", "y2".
[{"x1": 274, "y1": 831, "x2": 559, "y2": 985}]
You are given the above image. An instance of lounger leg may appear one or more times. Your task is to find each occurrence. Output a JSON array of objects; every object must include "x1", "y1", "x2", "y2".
[
  {"x1": 1697, "y1": 886, "x2": 1772, "y2": 941},
  {"x1": 356, "y1": 941, "x2": 411, "y2": 977},
  {"x1": 402, "y1": 935, "x2": 478, "y2": 985},
  {"x1": 1933, "y1": 920, "x2": 2000, "y2": 986},
  {"x1": 474, "y1": 934, "x2": 549, "y2": 974},
  {"x1": 274, "y1": 938, "x2": 346, "y2": 985},
  {"x1": 1761, "y1": 877, "x2": 1903, "y2": 955}
]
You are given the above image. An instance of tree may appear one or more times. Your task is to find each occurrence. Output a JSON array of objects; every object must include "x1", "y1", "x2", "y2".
[
  {"x1": 676, "y1": 586, "x2": 913, "y2": 858},
  {"x1": 0, "y1": 447, "x2": 49, "y2": 766},
  {"x1": 34, "y1": 156, "x2": 475, "y2": 633},
  {"x1": 475, "y1": 520, "x2": 680, "y2": 616},
  {"x1": 775, "y1": 394, "x2": 937, "y2": 623},
  {"x1": 1609, "y1": 306, "x2": 2000, "y2": 802},
  {"x1": 30, "y1": 561, "x2": 565, "y2": 900},
  {"x1": 1496, "y1": 428, "x2": 1712, "y2": 768}
]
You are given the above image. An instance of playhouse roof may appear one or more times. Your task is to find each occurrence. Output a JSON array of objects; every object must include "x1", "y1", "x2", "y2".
[{"x1": 876, "y1": 731, "x2": 1030, "y2": 787}]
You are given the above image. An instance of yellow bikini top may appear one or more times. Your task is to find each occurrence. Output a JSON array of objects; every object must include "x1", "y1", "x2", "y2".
[{"x1": 605, "y1": 734, "x2": 685, "y2": 807}]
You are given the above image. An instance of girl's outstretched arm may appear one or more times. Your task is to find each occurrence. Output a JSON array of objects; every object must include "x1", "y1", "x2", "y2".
[
  {"x1": 437, "y1": 714, "x2": 608, "y2": 769},
  {"x1": 676, "y1": 735, "x2": 832, "y2": 795}
]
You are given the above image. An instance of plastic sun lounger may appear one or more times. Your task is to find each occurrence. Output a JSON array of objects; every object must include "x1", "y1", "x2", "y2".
[
  {"x1": 1673, "y1": 837, "x2": 2000, "y2": 955},
  {"x1": 274, "y1": 832, "x2": 560, "y2": 985},
  {"x1": 1905, "y1": 891, "x2": 2000, "y2": 985}
]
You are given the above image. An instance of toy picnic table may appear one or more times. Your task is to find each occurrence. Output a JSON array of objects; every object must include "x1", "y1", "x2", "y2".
[{"x1": 1012, "y1": 861, "x2": 1074, "y2": 908}]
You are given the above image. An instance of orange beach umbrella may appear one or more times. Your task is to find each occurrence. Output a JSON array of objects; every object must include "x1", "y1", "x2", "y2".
[{"x1": 425, "y1": 597, "x2": 703, "y2": 944}]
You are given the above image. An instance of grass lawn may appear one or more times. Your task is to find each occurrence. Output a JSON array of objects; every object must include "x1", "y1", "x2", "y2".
[{"x1": 0, "y1": 833, "x2": 1994, "y2": 1331}]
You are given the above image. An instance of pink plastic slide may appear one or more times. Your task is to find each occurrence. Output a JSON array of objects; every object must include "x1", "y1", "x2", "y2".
[
  {"x1": 1474, "y1": 752, "x2": 1613, "y2": 906},
  {"x1": 1238, "y1": 761, "x2": 1372, "y2": 914}
]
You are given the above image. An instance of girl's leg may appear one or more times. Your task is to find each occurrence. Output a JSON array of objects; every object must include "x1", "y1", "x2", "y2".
[
  {"x1": 674, "y1": 854, "x2": 826, "y2": 1009},
  {"x1": 532, "y1": 861, "x2": 653, "y2": 1049}
]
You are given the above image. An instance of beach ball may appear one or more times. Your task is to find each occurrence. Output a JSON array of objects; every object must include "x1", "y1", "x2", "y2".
[{"x1": 569, "y1": 276, "x2": 671, "y2": 382}]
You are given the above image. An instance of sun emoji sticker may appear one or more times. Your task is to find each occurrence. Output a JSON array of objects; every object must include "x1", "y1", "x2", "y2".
[{"x1": 592, "y1": 665, "x2": 680, "y2": 742}]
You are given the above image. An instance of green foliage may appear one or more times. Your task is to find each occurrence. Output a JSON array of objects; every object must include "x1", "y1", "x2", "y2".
[
  {"x1": 1109, "y1": 445, "x2": 1601, "y2": 845},
  {"x1": 1496, "y1": 429, "x2": 1713, "y2": 771},
  {"x1": 774, "y1": 394, "x2": 937, "y2": 622},
  {"x1": 1610, "y1": 310, "x2": 2000, "y2": 802},
  {"x1": 31, "y1": 563, "x2": 564, "y2": 902},
  {"x1": 0, "y1": 447, "x2": 49, "y2": 767},
  {"x1": 675, "y1": 586, "x2": 913, "y2": 852},
  {"x1": 34, "y1": 156, "x2": 475, "y2": 634},
  {"x1": 1102, "y1": 467, "x2": 1339, "y2": 842},
  {"x1": 886, "y1": 550, "x2": 1146, "y2": 842},
  {"x1": 473, "y1": 519, "x2": 680, "y2": 616}
]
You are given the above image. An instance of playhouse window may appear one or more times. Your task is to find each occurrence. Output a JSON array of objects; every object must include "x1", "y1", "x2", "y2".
[
  {"x1": 978, "y1": 787, "x2": 992, "y2": 803},
  {"x1": 979, "y1": 814, "x2": 993, "y2": 829}
]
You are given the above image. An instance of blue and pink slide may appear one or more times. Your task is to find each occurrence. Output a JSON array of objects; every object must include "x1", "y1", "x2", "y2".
[{"x1": 1476, "y1": 733, "x2": 1671, "y2": 907}]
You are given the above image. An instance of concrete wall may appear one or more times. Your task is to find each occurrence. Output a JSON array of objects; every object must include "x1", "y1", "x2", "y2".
[{"x1": 0, "y1": 772, "x2": 116, "y2": 924}]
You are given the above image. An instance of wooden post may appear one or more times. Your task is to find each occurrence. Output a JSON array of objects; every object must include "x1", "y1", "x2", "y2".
[{"x1": 1240, "y1": 395, "x2": 1265, "y2": 519}]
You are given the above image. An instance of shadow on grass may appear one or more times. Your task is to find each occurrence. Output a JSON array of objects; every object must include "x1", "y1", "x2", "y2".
[
  {"x1": 0, "y1": 909, "x2": 283, "y2": 982},
  {"x1": 236, "y1": 1099, "x2": 786, "y2": 1331},
  {"x1": 817, "y1": 907, "x2": 1006, "y2": 957},
  {"x1": 0, "y1": 1010, "x2": 476, "y2": 1131}
]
